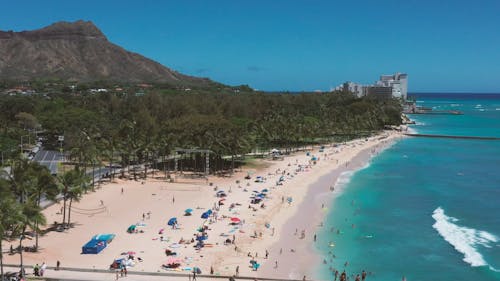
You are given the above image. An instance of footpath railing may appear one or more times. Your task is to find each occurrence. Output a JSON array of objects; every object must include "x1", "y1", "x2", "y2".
[{"x1": 2, "y1": 264, "x2": 305, "y2": 281}]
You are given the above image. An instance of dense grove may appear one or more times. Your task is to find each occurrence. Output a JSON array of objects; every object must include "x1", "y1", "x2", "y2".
[{"x1": 0, "y1": 90, "x2": 402, "y2": 167}]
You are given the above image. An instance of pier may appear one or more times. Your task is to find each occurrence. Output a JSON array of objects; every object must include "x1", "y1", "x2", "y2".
[
  {"x1": 404, "y1": 133, "x2": 500, "y2": 140},
  {"x1": 405, "y1": 110, "x2": 463, "y2": 115}
]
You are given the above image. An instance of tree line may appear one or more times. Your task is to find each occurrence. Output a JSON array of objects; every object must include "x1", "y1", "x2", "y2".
[{"x1": 0, "y1": 89, "x2": 402, "y2": 173}]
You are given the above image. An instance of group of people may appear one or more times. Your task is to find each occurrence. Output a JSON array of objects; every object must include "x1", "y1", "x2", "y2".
[{"x1": 33, "y1": 262, "x2": 47, "y2": 276}]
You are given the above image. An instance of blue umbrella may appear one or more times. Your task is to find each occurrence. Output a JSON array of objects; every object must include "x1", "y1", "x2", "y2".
[
  {"x1": 261, "y1": 189, "x2": 269, "y2": 192},
  {"x1": 167, "y1": 217, "x2": 177, "y2": 226},
  {"x1": 185, "y1": 208, "x2": 193, "y2": 213},
  {"x1": 201, "y1": 209, "x2": 212, "y2": 219}
]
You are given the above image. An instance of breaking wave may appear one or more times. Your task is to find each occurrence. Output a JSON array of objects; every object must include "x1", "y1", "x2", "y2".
[{"x1": 432, "y1": 207, "x2": 499, "y2": 271}]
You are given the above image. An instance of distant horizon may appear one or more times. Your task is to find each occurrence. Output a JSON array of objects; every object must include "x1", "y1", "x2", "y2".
[{"x1": 1, "y1": 1, "x2": 500, "y2": 92}]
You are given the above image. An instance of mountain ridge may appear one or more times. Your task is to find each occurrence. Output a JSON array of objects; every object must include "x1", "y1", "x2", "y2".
[{"x1": 0, "y1": 20, "x2": 213, "y2": 85}]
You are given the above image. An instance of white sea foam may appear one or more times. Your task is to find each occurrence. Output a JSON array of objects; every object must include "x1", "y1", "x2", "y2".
[
  {"x1": 432, "y1": 207, "x2": 499, "y2": 268},
  {"x1": 334, "y1": 171, "x2": 355, "y2": 189}
]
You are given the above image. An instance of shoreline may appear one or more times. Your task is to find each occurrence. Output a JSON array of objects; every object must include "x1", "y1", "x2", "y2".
[
  {"x1": 2, "y1": 131, "x2": 403, "y2": 281},
  {"x1": 258, "y1": 134, "x2": 402, "y2": 280}
]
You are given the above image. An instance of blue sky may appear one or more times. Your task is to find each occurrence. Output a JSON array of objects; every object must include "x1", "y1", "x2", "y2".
[{"x1": 2, "y1": 0, "x2": 500, "y2": 92}]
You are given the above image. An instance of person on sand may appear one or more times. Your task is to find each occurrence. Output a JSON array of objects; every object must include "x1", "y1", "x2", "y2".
[
  {"x1": 265, "y1": 249, "x2": 269, "y2": 259},
  {"x1": 121, "y1": 187, "x2": 124, "y2": 194},
  {"x1": 303, "y1": 275, "x2": 306, "y2": 281},
  {"x1": 314, "y1": 234, "x2": 317, "y2": 242},
  {"x1": 275, "y1": 260, "x2": 278, "y2": 268},
  {"x1": 236, "y1": 265, "x2": 239, "y2": 276},
  {"x1": 40, "y1": 262, "x2": 47, "y2": 276},
  {"x1": 172, "y1": 196, "x2": 175, "y2": 204},
  {"x1": 56, "y1": 260, "x2": 60, "y2": 270}
]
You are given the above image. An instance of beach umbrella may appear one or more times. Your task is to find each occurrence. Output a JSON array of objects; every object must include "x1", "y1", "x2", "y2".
[
  {"x1": 216, "y1": 190, "x2": 225, "y2": 194},
  {"x1": 185, "y1": 208, "x2": 193, "y2": 214},
  {"x1": 168, "y1": 217, "x2": 177, "y2": 226},
  {"x1": 127, "y1": 251, "x2": 136, "y2": 255},
  {"x1": 201, "y1": 212, "x2": 210, "y2": 219},
  {"x1": 194, "y1": 267, "x2": 202, "y2": 274},
  {"x1": 127, "y1": 225, "x2": 136, "y2": 233},
  {"x1": 261, "y1": 188, "x2": 269, "y2": 192},
  {"x1": 230, "y1": 217, "x2": 241, "y2": 223}
]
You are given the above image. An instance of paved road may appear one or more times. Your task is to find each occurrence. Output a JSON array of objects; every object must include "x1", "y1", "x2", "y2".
[{"x1": 33, "y1": 149, "x2": 64, "y2": 175}]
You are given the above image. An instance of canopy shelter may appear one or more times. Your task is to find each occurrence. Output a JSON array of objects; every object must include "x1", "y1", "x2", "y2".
[
  {"x1": 174, "y1": 148, "x2": 213, "y2": 177},
  {"x1": 82, "y1": 234, "x2": 116, "y2": 254}
]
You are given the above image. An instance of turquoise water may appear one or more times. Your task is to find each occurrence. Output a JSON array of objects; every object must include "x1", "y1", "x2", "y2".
[{"x1": 316, "y1": 94, "x2": 500, "y2": 281}]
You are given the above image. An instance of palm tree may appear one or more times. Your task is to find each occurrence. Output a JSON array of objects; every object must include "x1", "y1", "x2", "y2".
[
  {"x1": 66, "y1": 185, "x2": 83, "y2": 228},
  {"x1": 57, "y1": 169, "x2": 88, "y2": 228},
  {"x1": 0, "y1": 179, "x2": 22, "y2": 279},
  {"x1": 17, "y1": 201, "x2": 46, "y2": 279}
]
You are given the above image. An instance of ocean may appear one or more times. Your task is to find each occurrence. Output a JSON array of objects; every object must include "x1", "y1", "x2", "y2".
[{"x1": 315, "y1": 93, "x2": 500, "y2": 281}]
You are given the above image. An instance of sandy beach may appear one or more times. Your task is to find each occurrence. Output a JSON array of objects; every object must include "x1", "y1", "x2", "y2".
[{"x1": 2, "y1": 131, "x2": 402, "y2": 281}]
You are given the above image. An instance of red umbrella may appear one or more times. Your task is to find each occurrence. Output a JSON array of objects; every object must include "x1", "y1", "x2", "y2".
[{"x1": 230, "y1": 217, "x2": 241, "y2": 223}]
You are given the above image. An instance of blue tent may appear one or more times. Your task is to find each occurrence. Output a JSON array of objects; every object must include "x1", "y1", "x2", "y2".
[
  {"x1": 82, "y1": 233, "x2": 116, "y2": 254},
  {"x1": 168, "y1": 218, "x2": 177, "y2": 226},
  {"x1": 82, "y1": 239, "x2": 106, "y2": 254}
]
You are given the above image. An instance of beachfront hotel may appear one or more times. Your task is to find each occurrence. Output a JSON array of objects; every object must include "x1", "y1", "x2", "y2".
[{"x1": 334, "y1": 72, "x2": 408, "y2": 100}]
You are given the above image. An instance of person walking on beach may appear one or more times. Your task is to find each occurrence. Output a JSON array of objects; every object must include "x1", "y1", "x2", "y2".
[
  {"x1": 40, "y1": 262, "x2": 47, "y2": 276},
  {"x1": 265, "y1": 249, "x2": 269, "y2": 259},
  {"x1": 56, "y1": 260, "x2": 60, "y2": 270},
  {"x1": 236, "y1": 265, "x2": 239, "y2": 276},
  {"x1": 275, "y1": 260, "x2": 278, "y2": 269},
  {"x1": 192, "y1": 269, "x2": 197, "y2": 281},
  {"x1": 121, "y1": 187, "x2": 124, "y2": 194},
  {"x1": 314, "y1": 234, "x2": 317, "y2": 242}
]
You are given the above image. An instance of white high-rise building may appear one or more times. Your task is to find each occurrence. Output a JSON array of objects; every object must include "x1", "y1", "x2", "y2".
[
  {"x1": 377, "y1": 73, "x2": 408, "y2": 100},
  {"x1": 333, "y1": 73, "x2": 408, "y2": 100}
]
